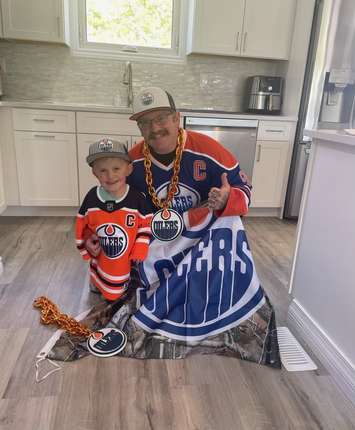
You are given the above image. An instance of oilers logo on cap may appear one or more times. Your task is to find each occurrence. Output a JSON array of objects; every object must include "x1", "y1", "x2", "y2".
[
  {"x1": 141, "y1": 92, "x2": 154, "y2": 105},
  {"x1": 96, "y1": 223, "x2": 128, "y2": 258},
  {"x1": 98, "y1": 139, "x2": 113, "y2": 151}
]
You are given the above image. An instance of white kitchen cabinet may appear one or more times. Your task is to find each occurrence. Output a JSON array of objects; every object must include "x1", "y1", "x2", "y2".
[
  {"x1": 186, "y1": 0, "x2": 296, "y2": 60},
  {"x1": 1, "y1": 0, "x2": 70, "y2": 44},
  {"x1": 187, "y1": 0, "x2": 244, "y2": 56},
  {"x1": 251, "y1": 141, "x2": 290, "y2": 208},
  {"x1": 14, "y1": 131, "x2": 78, "y2": 206},
  {"x1": 77, "y1": 133, "x2": 133, "y2": 203}
]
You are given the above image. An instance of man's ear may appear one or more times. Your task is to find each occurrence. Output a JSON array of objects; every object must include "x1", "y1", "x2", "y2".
[{"x1": 173, "y1": 111, "x2": 181, "y2": 124}]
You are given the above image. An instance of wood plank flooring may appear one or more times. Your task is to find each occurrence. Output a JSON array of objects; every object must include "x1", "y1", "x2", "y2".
[{"x1": 0, "y1": 216, "x2": 354, "y2": 430}]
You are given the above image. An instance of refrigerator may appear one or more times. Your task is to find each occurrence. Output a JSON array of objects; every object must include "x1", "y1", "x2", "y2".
[{"x1": 283, "y1": 0, "x2": 355, "y2": 218}]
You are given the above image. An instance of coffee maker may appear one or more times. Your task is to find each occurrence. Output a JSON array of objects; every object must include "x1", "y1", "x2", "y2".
[
  {"x1": 319, "y1": 69, "x2": 355, "y2": 123},
  {"x1": 244, "y1": 76, "x2": 283, "y2": 115}
]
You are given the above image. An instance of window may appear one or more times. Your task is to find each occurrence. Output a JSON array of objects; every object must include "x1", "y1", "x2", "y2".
[{"x1": 72, "y1": 0, "x2": 186, "y2": 62}]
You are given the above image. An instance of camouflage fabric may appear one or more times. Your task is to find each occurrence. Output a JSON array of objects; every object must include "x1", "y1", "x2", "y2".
[{"x1": 47, "y1": 269, "x2": 280, "y2": 368}]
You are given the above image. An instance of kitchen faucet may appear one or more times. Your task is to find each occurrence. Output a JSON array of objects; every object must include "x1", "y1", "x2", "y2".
[{"x1": 122, "y1": 61, "x2": 133, "y2": 108}]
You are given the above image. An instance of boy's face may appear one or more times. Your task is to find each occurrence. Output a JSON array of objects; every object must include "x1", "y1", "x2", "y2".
[{"x1": 92, "y1": 157, "x2": 132, "y2": 197}]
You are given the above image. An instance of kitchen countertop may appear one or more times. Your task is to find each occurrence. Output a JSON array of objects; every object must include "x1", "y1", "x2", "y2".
[
  {"x1": 0, "y1": 99, "x2": 298, "y2": 121},
  {"x1": 305, "y1": 128, "x2": 355, "y2": 148}
]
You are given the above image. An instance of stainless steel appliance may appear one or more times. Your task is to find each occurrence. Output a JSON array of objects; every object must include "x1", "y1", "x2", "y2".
[
  {"x1": 284, "y1": 0, "x2": 355, "y2": 218},
  {"x1": 244, "y1": 76, "x2": 283, "y2": 114},
  {"x1": 184, "y1": 117, "x2": 258, "y2": 180}
]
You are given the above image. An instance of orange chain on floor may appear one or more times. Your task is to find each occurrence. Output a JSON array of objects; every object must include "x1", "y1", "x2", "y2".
[{"x1": 33, "y1": 296, "x2": 92, "y2": 337}]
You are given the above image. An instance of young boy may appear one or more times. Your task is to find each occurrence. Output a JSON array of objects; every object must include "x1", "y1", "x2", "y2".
[{"x1": 75, "y1": 138, "x2": 152, "y2": 301}]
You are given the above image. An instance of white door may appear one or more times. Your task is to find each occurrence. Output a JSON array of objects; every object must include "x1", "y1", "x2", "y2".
[
  {"x1": 189, "y1": 0, "x2": 245, "y2": 55},
  {"x1": 251, "y1": 141, "x2": 289, "y2": 207},
  {"x1": 242, "y1": 0, "x2": 296, "y2": 60},
  {"x1": 14, "y1": 131, "x2": 78, "y2": 206},
  {"x1": 77, "y1": 134, "x2": 132, "y2": 203},
  {"x1": 1, "y1": 0, "x2": 65, "y2": 43}
]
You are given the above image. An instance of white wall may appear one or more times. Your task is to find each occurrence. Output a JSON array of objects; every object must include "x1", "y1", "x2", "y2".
[{"x1": 289, "y1": 134, "x2": 355, "y2": 401}]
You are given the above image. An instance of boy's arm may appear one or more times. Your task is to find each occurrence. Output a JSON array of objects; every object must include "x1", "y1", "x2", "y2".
[
  {"x1": 75, "y1": 214, "x2": 91, "y2": 261},
  {"x1": 129, "y1": 212, "x2": 152, "y2": 262}
]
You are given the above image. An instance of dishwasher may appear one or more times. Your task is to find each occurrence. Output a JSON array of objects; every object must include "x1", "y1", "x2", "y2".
[{"x1": 184, "y1": 116, "x2": 258, "y2": 180}]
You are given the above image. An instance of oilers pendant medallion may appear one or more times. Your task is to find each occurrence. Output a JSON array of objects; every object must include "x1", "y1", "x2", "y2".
[
  {"x1": 87, "y1": 328, "x2": 127, "y2": 357},
  {"x1": 151, "y1": 208, "x2": 184, "y2": 241}
]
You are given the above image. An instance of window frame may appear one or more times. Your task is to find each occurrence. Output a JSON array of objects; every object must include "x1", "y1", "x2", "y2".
[{"x1": 69, "y1": 0, "x2": 187, "y2": 64}]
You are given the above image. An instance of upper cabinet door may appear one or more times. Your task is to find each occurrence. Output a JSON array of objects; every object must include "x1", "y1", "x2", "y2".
[
  {"x1": 1, "y1": 0, "x2": 69, "y2": 44},
  {"x1": 186, "y1": 0, "x2": 245, "y2": 56},
  {"x1": 242, "y1": 0, "x2": 296, "y2": 60}
]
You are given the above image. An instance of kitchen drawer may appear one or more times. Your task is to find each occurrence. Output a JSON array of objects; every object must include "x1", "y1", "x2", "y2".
[
  {"x1": 12, "y1": 108, "x2": 75, "y2": 133},
  {"x1": 76, "y1": 111, "x2": 140, "y2": 135},
  {"x1": 257, "y1": 121, "x2": 292, "y2": 141}
]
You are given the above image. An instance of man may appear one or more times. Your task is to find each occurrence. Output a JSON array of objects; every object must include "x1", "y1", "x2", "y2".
[
  {"x1": 84, "y1": 87, "x2": 280, "y2": 368},
  {"x1": 87, "y1": 86, "x2": 251, "y2": 255}
]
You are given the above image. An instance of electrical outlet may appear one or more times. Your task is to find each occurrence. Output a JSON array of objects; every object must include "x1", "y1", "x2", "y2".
[{"x1": 0, "y1": 58, "x2": 6, "y2": 74}]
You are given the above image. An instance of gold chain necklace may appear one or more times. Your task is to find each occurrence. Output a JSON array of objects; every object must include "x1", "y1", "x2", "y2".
[{"x1": 143, "y1": 128, "x2": 184, "y2": 209}]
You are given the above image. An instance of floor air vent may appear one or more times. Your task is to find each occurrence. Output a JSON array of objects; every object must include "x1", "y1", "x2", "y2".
[{"x1": 277, "y1": 326, "x2": 317, "y2": 372}]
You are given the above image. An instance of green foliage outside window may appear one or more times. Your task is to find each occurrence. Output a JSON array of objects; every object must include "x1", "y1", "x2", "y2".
[{"x1": 86, "y1": 0, "x2": 174, "y2": 49}]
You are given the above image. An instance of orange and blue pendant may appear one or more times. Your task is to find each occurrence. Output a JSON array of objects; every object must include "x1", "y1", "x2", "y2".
[{"x1": 151, "y1": 208, "x2": 184, "y2": 241}]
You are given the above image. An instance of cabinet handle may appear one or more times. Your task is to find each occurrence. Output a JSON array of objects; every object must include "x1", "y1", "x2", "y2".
[
  {"x1": 243, "y1": 32, "x2": 247, "y2": 52},
  {"x1": 256, "y1": 144, "x2": 262, "y2": 162},
  {"x1": 265, "y1": 129, "x2": 283, "y2": 133},
  {"x1": 33, "y1": 118, "x2": 55, "y2": 122},
  {"x1": 34, "y1": 134, "x2": 56, "y2": 139},
  {"x1": 236, "y1": 32, "x2": 240, "y2": 51}
]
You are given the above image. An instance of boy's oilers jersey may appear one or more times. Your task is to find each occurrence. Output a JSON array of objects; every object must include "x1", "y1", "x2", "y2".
[
  {"x1": 75, "y1": 185, "x2": 152, "y2": 301},
  {"x1": 128, "y1": 130, "x2": 252, "y2": 213}
]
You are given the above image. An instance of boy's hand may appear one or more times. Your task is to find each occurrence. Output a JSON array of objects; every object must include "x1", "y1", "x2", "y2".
[{"x1": 86, "y1": 233, "x2": 100, "y2": 257}]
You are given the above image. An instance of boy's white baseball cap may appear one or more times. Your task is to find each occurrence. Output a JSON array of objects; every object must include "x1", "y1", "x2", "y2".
[
  {"x1": 87, "y1": 138, "x2": 130, "y2": 166},
  {"x1": 130, "y1": 86, "x2": 176, "y2": 120}
]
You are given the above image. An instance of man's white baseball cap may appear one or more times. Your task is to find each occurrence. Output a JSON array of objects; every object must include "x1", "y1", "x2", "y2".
[{"x1": 130, "y1": 86, "x2": 176, "y2": 121}]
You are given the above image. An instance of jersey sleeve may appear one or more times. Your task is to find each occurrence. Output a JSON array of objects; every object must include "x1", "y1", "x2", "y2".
[
  {"x1": 216, "y1": 167, "x2": 252, "y2": 217},
  {"x1": 75, "y1": 192, "x2": 92, "y2": 261},
  {"x1": 129, "y1": 193, "x2": 153, "y2": 261}
]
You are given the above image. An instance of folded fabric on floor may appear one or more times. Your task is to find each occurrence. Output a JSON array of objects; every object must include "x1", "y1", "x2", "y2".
[{"x1": 47, "y1": 211, "x2": 281, "y2": 368}]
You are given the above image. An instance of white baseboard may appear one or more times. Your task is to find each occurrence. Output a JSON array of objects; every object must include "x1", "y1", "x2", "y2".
[{"x1": 288, "y1": 299, "x2": 355, "y2": 405}]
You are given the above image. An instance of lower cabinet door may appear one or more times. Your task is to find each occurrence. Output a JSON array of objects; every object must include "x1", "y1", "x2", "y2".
[
  {"x1": 251, "y1": 140, "x2": 289, "y2": 207},
  {"x1": 14, "y1": 131, "x2": 78, "y2": 206},
  {"x1": 77, "y1": 134, "x2": 132, "y2": 203}
]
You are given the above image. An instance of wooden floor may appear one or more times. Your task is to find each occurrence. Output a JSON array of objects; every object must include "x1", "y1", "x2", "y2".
[{"x1": 0, "y1": 216, "x2": 355, "y2": 430}]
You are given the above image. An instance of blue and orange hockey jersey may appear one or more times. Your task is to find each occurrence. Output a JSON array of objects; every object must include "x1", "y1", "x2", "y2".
[
  {"x1": 128, "y1": 129, "x2": 252, "y2": 216},
  {"x1": 75, "y1": 185, "x2": 152, "y2": 301}
]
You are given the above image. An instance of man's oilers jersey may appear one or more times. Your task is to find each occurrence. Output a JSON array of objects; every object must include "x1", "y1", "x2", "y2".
[
  {"x1": 128, "y1": 130, "x2": 252, "y2": 214},
  {"x1": 75, "y1": 185, "x2": 152, "y2": 301}
]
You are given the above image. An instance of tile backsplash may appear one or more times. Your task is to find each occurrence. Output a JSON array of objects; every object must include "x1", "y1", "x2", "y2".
[{"x1": 0, "y1": 40, "x2": 283, "y2": 111}]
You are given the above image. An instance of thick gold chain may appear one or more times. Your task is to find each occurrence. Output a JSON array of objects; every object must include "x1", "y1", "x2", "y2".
[
  {"x1": 143, "y1": 128, "x2": 184, "y2": 209},
  {"x1": 33, "y1": 296, "x2": 92, "y2": 338}
]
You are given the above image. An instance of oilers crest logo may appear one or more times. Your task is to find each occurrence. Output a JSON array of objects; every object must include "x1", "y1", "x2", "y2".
[
  {"x1": 151, "y1": 208, "x2": 184, "y2": 242},
  {"x1": 96, "y1": 223, "x2": 128, "y2": 259},
  {"x1": 156, "y1": 182, "x2": 200, "y2": 213}
]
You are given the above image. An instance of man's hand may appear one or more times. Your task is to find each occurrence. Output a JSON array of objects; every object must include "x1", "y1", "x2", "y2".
[
  {"x1": 207, "y1": 173, "x2": 231, "y2": 211},
  {"x1": 86, "y1": 233, "x2": 100, "y2": 257}
]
